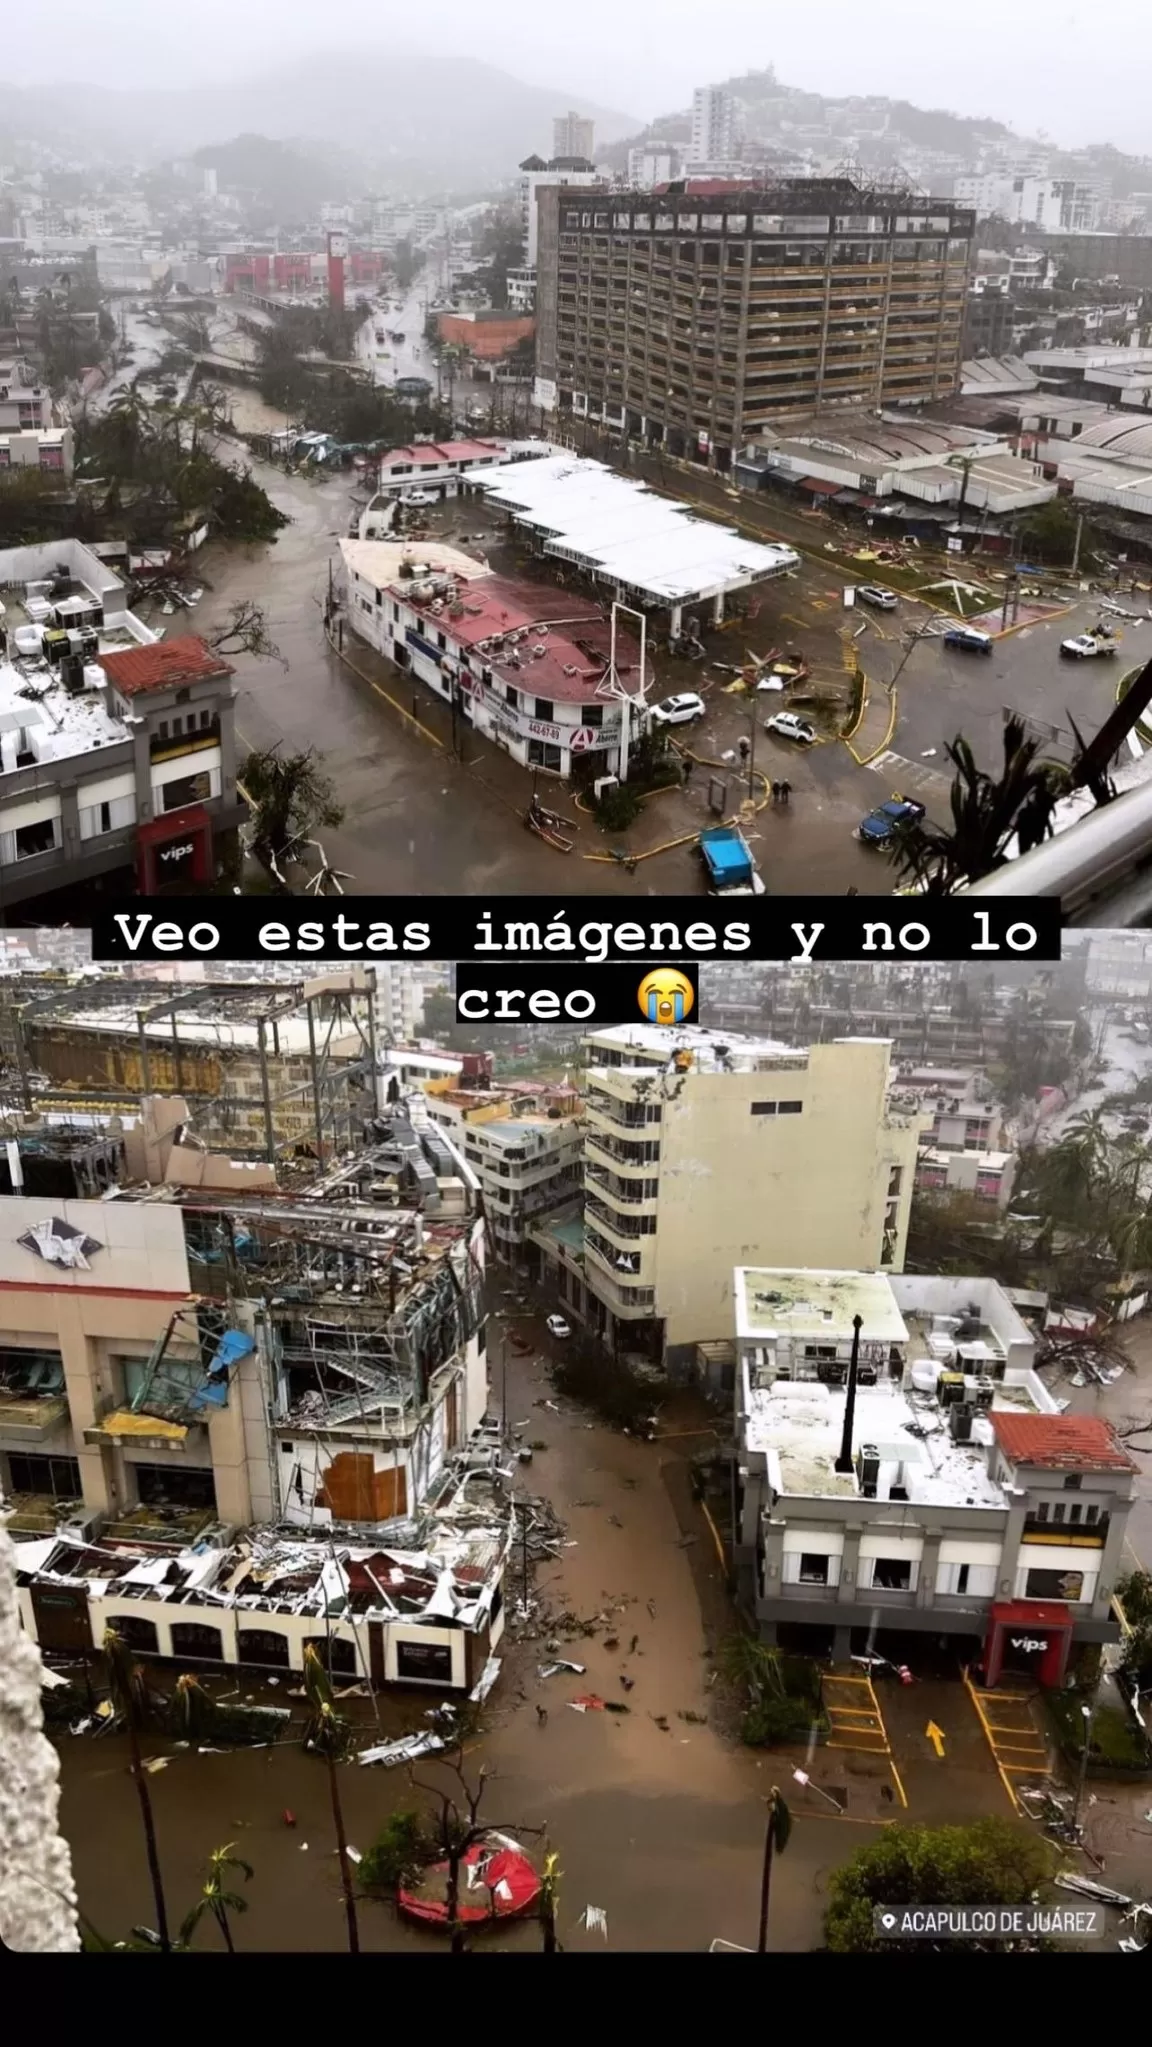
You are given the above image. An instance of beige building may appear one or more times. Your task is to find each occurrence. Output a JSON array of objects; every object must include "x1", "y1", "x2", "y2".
[
  {"x1": 531, "y1": 1025, "x2": 919, "y2": 1373},
  {"x1": 0, "y1": 1100, "x2": 489, "y2": 1546},
  {"x1": 421, "y1": 1079, "x2": 583, "y2": 1260}
]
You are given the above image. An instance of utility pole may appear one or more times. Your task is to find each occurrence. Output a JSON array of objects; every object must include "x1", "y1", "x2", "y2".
[
  {"x1": 1071, "y1": 513, "x2": 1085, "y2": 578},
  {"x1": 1071, "y1": 1697, "x2": 1096, "y2": 1837},
  {"x1": 747, "y1": 692, "x2": 758, "y2": 802}
]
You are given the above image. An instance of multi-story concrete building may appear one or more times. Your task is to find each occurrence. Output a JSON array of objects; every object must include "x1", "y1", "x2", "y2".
[
  {"x1": 0, "y1": 427, "x2": 72, "y2": 476},
  {"x1": 627, "y1": 145, "x2": 681, "y2": 190},
  {"x1": 422, "y1": 1079, "x2": 583, "y2": 1261},
  {"x1": 0, "y1": 1096, "x2": 490, "y2": 1542},
  {"x1": 530, "y1": 1025, "x2": 919, "y2": 1371},
  {"x1": 0, "y1": 357, "x2": 48, "y2": 432},
  {"x1": 915, "y1": 1146, "x2": 1017, "y2": 1207},
  {"x1": 534, "y1": 178, "x2": 975, "y2": 464},
  {"x1": 0, "y1": 542, "x2": 243, "y2": 905},
  {"x1": 554, "y1": 113, "x2": 595, "y2": 162},
  {"x1": 889, "y1": 1066, "x2": 1006, "y2": 1152},
  {"x1": 689, "y1": 86, "x2": 737, "y2": 170},
  {"x1": 518, "y1": 154, "x2": 611, "y2": 271},
  {"x1": 734, "y1": 1267, "x2": 1135, "y2": 1683}
]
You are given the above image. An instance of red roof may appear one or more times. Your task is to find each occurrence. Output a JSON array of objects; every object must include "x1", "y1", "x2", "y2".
[
  {"x1": 100, "y1": 635, "x2": 234, "y2": 698},
  {"x1": 378, "y1": 441, "x2": 504, "y2": 470},
  {"x1": 991, "y1": 1412, "x2": 1136, "y2": 1474},
  {"x1": 391, "y1": 572, "x2": 645, "y2": 705},
  {"x1": 798, "y1": 476, "x2": 842, "y2": 495}
]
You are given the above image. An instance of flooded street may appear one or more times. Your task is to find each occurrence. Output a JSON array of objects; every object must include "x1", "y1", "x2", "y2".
[{"x1": 56, "y1": 1329, "x2": 855, "y2": 1953}]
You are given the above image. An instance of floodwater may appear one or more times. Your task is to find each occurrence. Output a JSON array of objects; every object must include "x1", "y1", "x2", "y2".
[
  {"x1": 56, "y1": 1330, "x2": 843, "y2": 1954},
  {"x1": 54, "y1": 1322, "x2": 1147, "y2": 1950}
]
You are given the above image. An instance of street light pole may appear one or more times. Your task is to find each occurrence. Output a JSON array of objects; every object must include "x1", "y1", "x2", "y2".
[{"x1": 1071, "y1": 1699, "x2": 1095, "y2": 1836}]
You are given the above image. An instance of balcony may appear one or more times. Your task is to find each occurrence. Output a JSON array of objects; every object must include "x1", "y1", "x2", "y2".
[
  {"x1": 585, "y1": 1193, "x2": 654, "y2": 1243},
  {"x1": 960, "y1": 770, "x2": 1152, "y2": 923},
  {"x1": 1022, "y1": 1516, "x2": 1108, "y2": 1545},
  {"x1": 586, "y1": 1087, "x2": 659, "y2": 1131}
]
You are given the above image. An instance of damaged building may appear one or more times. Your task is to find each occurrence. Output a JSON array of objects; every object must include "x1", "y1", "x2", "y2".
[
  {"x1": 13, "y1": 1463, "x2": 508, "y2": 1693},
  {"x1": 0, "y1": 1081, "x2": 499, "y2": 1671}
]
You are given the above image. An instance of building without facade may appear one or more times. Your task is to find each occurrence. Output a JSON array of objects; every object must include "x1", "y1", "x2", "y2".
[
  {"x1": 533, "y1": 179, "x2": 975, "y2": 466},
  {"x1": 734, "y1": 1267, "x2": 1135, "y2": 1683},
  {"x1": 8, "y1": 972, "x2": 383, "y2": 1161},
  {"x1": 530, "y1": 1025, "x2": 919, "y2": 1373},
  {"x1": 422, "y1": 1079, "x2": 583, "y2": 1261},
  {"x1": 2, "y1": 1091, "x2": 503, "y2": 1695},
  {"x1": 0, "y1": 542, "x2": 242, "y2": 904}
]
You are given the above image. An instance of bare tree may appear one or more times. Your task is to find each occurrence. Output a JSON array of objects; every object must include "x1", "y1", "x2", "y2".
[
  {"x1": 206, "y1": 599, "x2": 286, "y2": 666},
  {"x1": 410, "y1": 1747, "x2": 541, "y2": 1955}
]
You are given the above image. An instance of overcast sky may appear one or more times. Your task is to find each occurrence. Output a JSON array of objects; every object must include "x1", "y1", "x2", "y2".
[{"x1": 10, "y1": 0, "x2": 1152, "y2": 155}]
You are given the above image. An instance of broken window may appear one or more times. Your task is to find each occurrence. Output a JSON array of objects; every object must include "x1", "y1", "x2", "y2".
[
  {"x1": 170, "y1": 1622, "x2": 224, "y2": 1663},
  {"x1": 134, "y1": 1464, "x2": 217, "y2": 1512},
  {"x1": 1025, "y1": 1568, "x2": 1084, "y2": 1601},
  {"x1": 396, "y1": 1638, "x2": 453, "y2": 1683},
  {"x1": 106, "y1": 1615, "x2": 159, "y2": 1655},
  {"x1": 8, "y1": 816, "x2": 60, "y2": 862},
  {"x1": 4, "y1": 1451, "x2": 81, "y2": 1499},
  {"x1": 870, "y1": 1557, "x2": 913, "y2": 1591},
  {"x1": 798, "y1": 1553, "x2": 830, "y2": 1585},
  {"x1": 237, "y1": 1629, "x2": 292, "y2": 1669},
  {"x1": 304, "y1": 1635, "x2": 357, "y2": 1679}
]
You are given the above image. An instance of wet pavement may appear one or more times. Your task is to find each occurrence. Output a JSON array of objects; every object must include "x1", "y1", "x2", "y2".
[
  {"x1": 54, "y1": 1326, "x2": 876, "y2": 1953},
  {"x1": 179, "y1": 416, "x2": 1152, "y2": 899},
  {"x1": 54, "y1": 1317, "x2": 1147, "y2": 1949}
]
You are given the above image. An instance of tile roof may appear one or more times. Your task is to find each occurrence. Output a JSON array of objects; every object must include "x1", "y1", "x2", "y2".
[
  {"x1": 100, "y1": 635, "x2": 235, "y2": 698},
  {"x1": 991, "y1": 1411, "x2": 1136, "y2": 1474}
]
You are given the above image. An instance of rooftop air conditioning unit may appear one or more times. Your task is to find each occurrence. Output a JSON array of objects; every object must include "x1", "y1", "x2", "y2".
[
  {"x1": 950, "y1": 1404, "x2": 975, "y2": 1443},
  {"x1": 857, "y1": 1444, "x2": 880, "y2": 1498}
]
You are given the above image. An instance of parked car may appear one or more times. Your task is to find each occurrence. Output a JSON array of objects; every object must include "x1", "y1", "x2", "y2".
[
  {"x1": 401, "y1": 489, "x2": 435, "y2": 506},
  {"x1": 545, "y1": 1315, "x2": 572, "y2": 1340},
  {"x1": 942, "y1": 625, "x2": 993, "y2": 655},
  {"x1": 856, "y1": 584, "x2": 898, "y2": 611},
  {"x1": 764, "y1": 711, "x2": 816, "y2": 745},
  {"x1": 858, "y1": 797, "x2": 926, "y2": 845},
  {"x1": 650, "y1": 692, "x2": 706, "y2": 727},
  {"x1": 1061, "y1": 632, "x2": 1117, "y2": 658}
]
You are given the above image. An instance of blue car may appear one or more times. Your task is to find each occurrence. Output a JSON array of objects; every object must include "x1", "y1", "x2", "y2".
[{"x1": 859, "y1": 798, "x2": 925, "y2": 845}]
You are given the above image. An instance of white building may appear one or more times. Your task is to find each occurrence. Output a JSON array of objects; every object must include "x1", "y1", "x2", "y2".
[
  {"x1": 627, "y1": 145, "x2": 680, "y2": 189},
  {"x1": 734, "y1": 1266, "x2": 1134, "y2": 1677},
  {"x1": 518, "y1": 155, "x2": 610, "y2": 269},
  {"x1": 553, "y1": 112, "x2": 595, "y2": 161},
  {"x1": 689, "y1": 86, "x2": 737, "y2": 168}
]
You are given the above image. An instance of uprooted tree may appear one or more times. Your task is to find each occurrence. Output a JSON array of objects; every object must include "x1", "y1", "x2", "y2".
[{"x1": 240, "y1": 744, "x2": 344, "y2": 881}]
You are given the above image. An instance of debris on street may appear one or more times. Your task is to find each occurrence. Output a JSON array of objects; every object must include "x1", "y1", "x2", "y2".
[
  {"x1": 538, "y1": 1659, "x2": 586, "y2": 1679},
  {"x1": 358, "y1": 1731, "x2": 445, "y2": 1768}
]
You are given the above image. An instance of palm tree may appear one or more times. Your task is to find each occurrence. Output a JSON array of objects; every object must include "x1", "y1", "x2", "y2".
[
  {"x1": 889, "y1": 716, "x2": 1072, "y2": 894},
  {"x1": 539, "y1": 1848, "x2": 562, "y2": 1954},
  {"x1": 302, "y1": 1645, "x2": 360, "y2": 1954},
  {"x1": 180, "y1": 1843, "x2": 254, "y2": 1953},
  {"x1": 103, "y1": 1627, "x2": 171, "y2": 1952}
]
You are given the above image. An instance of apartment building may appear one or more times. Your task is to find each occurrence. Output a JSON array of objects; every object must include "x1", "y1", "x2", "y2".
[
  {"x1": 0, "y1": 356, "x2": 48, "y2": 432},
  {"x1": 915, "y1": 1147, "x2": 1017, "y2": 1207},
  {"x1": 554, "y1": 113, "x2": 595, "y2": 162},
  {"x1": 889, "y1": 1067, "x2": 1006, "y2": 1152},
  {"x1": 628, "y1": 146, "x2": 681, "y2": 190},
  {"x1": 529, "y1": 1025, "x2": 919, "y2": 1372},
  {"x1": 533, "y1": 178, "x2": 975, "y2": 464},
  {"x1": 422, "y1": 1080, "x2": 583, "y2": 1261},
  {"x1": 518, "y1": 154, "x2": 611, "y2": 270},
  {"x1": 689, "y1": 86, "x2": 737, "y2": 170},
  {"x1": 0, "y1": 542, "x2": 243, "y2": 905},
  {"x1": 0, "y1": 427, "x2": 72, "y2": 475},
  {"x1": 734, "y1": 1267, "x2": 1134, "y2": 1681}
]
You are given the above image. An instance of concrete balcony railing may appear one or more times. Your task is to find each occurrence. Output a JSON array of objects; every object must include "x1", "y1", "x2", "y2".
[{"x1": 960, "y1": 775, "x2": 1152, "y2": 924}]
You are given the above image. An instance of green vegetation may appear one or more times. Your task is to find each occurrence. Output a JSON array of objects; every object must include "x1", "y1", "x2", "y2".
[
  {"x1": 888, "y1": 715, "x2": 1080, "y2": 895},
  {"x1": 722, "y1": 1635, "x2": 827, "y2": 1748},
  {"x1": 1046, "y1": 1687, "x2": 1151, "y2": 1772},
  {"x1": 179, "y1": 1844, "x2": 254, "y2": 1954},
  {"x1": 240, "y1": 745, "x2": 345, "y2": 880},
  {"x1": 550, "y1": 1337, "x2": 657, "y2": 1430},
  {"x1": 65, "y1": 387, "x2": 287, "y2": 548},
  {"x1": 360, "y1": 1810, "x2": 436, "y2": 1892},
  {"x1": 824, "y1": 1818, "x2": 1055, "y2": 1951},
  {"x1": 1017, "y1": 1106, "x2": 1152, "y2": 1275}
]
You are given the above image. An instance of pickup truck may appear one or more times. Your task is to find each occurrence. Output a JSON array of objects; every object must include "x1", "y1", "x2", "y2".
[{"x1": 698, "y1": 824, "x2": 765, "y2": 895}]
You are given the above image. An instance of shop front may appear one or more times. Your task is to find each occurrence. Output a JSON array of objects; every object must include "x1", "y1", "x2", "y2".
[
  {"x1": 982, "y1": 1599, "x2": 1074, "y2": 1688},
  {"x1": 136, "y1": 805, "x2": 214, "y2": 894}
]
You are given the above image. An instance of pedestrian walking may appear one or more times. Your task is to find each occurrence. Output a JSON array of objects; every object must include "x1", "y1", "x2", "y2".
[
  {"x1": 779, "y1": 779, "x2": 792, "y2": 806},
  {"x1": 682, "y1": 756, "x2": 694, "y2": 787},
  {"x1": 738, "y1": 736, "x2": 750, "y2": 765},
  {"x1": 770, "y1": 781, "x2": 781, "y2": 805},
  {"x1": 536, "y1": 1704, "x2": 548, "y2": 1727}
]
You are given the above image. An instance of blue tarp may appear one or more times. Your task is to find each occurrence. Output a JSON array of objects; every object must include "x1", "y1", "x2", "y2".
[
  {"x1": 185, "y1": 1328, "x2": 255, "y2": 1412},
  {"x1": 700, "y1": 829, "x2": 751, "y2": 882}
]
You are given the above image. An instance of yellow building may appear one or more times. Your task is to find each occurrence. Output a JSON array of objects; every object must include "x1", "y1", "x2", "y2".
[{"x1": 531, "y1": 1024, "x2": 920, "y2": 1373}]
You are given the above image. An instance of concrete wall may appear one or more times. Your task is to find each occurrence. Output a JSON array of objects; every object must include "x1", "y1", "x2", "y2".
[
  {"x1": 620, "y1": 1041, "x2": 919, "y2": 1354},
  {"x1": 888, "y1": 1274, "x2": 1035, "y2": 1373}
]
